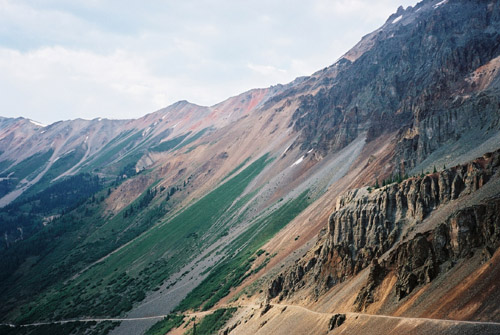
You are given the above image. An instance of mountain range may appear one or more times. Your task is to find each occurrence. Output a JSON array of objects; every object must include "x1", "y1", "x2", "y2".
[{"x1": 1, "y1": 0, "x2": 500, "y2": 334}]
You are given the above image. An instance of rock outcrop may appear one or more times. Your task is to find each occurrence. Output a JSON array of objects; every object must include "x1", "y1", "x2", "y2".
[
  {"x1": 287, "y1": 0, "x2": 500, "y2": 170},
  {"x1": 386, "y1": 197, "x2": 500, "y2": 302},
  {"x1": 268, "y1": 149, "x2": 500, "y2": 305},
  {"x1": 329, "y1": 313, "x2": 346, "y2": 330}
]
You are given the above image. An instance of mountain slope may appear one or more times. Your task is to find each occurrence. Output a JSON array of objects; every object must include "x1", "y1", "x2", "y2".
[{"x1": 1, "y1": 0, "x2": 500, "y2": 334}]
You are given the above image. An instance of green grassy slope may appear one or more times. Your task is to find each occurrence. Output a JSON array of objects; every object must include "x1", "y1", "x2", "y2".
[
  {"x1": 0, "y1": 173, "x2": 102, "y2": 252},
  {"x1": 4, "y1": 154, "x2": 271, "y2": 323},
  {"x1": 0, "y1": 321, "x2": 118, "y2": 335},
  {"x1": 80, "y1": 130, "x2": 142, "y2": 172},
  {"x1": 23, "y1": 146, "x2": 87, "y2": 197},
  {"x1": 145, "y1": 314, "x2": 185, "y2": 335},
  {"x1": 0, "y1": 150, "x2": 54, "y2": 197},
  {"x1": 176, "y1": 191, "x2": 311, "y2": 311},
  {"x1": 189, "y1": 307, "x2": 236, "y2": 335},
  {"x1": 150, "y1": 132, "x2": 191, "y2": 152},
  {"x1": 0, "y1": 182, "x2": 167, "y2": 321}
]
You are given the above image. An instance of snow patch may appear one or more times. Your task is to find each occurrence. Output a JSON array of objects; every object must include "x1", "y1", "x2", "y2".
[
  {"x1": 61, "y1": 149, "x2": 75, "y2": 157},
  {"x1": 84, "y1": 136, "x2": 89, "y2": 143},
  {"x1": 40, "y1": 130, "x2": 46, "y2": 134},
  {"x1": 416, "y1": 7, "x2": 422, "y2": 12},
  {"x1": 142, "y1": 127, "x2": 151, "y2": 136},
  {"x1": 172, "y1": 122, "x2": 179, "y2": 128},
  {"x1": 291, "y1": 156, "x2": 304, "y2": 167},
  {"x1": 433, "y1": 0, "x2": 447, "y2": 9},
  {"x1": 29, "y1": 119, "x2": 46, "y2": 127},
  {"x1": 282, "y1": 145, "x2": 291, "y2": 156},
  {"x1": 392, "y1": 15, "x2": 403, "y2": 24},
  {"x1": 97, "y1": 118, "x2": 103, "y2": 122},
  {"x1": 307, "y1": 149, "x2": 313, "y2": 154}
]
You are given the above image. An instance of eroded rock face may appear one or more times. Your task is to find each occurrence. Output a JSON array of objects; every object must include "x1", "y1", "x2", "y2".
[
  {"x1": 393, "y1": 94, "x2": 500, "y2": 174},
  {"x1": 391, "y1": 233, "x2": 438, "y2": 300},
  {"x1": 289, "y1": 0, "x2": 500, "y2": 163},
  {"x1": 329, "y1": 314, "x2": 346, "y2": 330},
  {"x1": 388, "y1": 198, "x2": 500, "y2": 301},
  {"x1": 268, "y1": 150, "x2": 500, "y2": 304},
  {"x1": 354, "y1": 259, "x2": 387, "y2": 310}
]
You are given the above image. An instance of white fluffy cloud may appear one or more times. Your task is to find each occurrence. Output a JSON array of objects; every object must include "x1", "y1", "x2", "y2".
[{"x1": 0, "y1": 0, "x2": 418, "y2": 123}]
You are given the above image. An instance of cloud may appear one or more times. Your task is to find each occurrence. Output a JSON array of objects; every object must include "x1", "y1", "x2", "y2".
[
  {"x1": 247, "y1": 63, "x2": 287, "y2": 76},
  {"x1": 0, "y1": 46, "x2": 189, "y2": 122},
  {"x1": 0, "y1": 0, "x2": 103, "y2": 50},
  {"x1": 0, "y1": 45, "x2": 273, "y2": 122}
]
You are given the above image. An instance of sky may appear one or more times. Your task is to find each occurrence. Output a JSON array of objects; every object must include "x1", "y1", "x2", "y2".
[{"x1": 0, "y1": 0, "x2": 417, "y2": 124}]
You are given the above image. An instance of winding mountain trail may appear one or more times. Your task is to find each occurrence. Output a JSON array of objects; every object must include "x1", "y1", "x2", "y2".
[
  {"x1": 0, "y1": 311, "x2": 211, "y2": 328},
  {"x1": 268, "y1": 303, "x2": 500, "y2": 327},
  {"x1": 3, "y1": 302, "x2": 500, "y2": 330}
]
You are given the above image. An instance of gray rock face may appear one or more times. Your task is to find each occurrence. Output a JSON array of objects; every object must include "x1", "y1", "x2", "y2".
[
  {"x1": 286, "y1": 0, "x2": 500, "y2": 171},
  {"x1": 268, "y1": 149, "x2": 500, "y2": 304},
  {"x1": 328, "y1": 157, "x2": 494, "y2": 255},
  {"x1": 388, "y1": 197, "x2": 500, "y2": 301},
  {"x1": 393, "y1": 93, "x2": 500, "y2": 174}
]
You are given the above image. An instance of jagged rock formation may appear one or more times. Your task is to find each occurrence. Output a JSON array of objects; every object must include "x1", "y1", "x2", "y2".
[
  {"x1": 353, "y1": 194, "x2": 500, "y2": 310},
  {"x1": 329, "y1": 313, "x2": 346, "y2": 330},
  {"x1": 287, "y1": 0, "x2": 500, "y2": 171},
  {"x1": 388, "y1": 196, "x2": 500, "y2": 299},
  {"x1": 268, "y1": 149, "x2": 500, "y2": 306}
]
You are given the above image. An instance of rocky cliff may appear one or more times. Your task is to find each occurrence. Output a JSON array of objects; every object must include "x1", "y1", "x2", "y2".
[
  {"x1": 287, "y1": 0, "x2": 500, "y2": 172},
  {"x1": 268, "y1": 149, "x2": 500, "y2": 309},
  {"x1": 355, "y1": 195, "x2": 500, "y2": 311}
]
